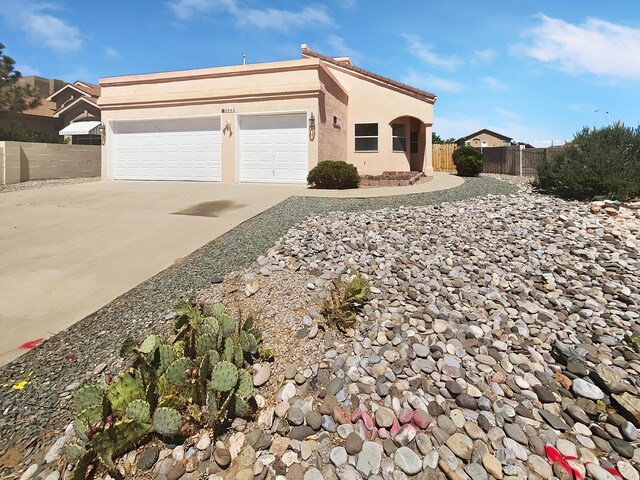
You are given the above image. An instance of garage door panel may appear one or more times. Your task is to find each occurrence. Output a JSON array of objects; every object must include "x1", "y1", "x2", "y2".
[
  {"x1": 238, "y1": 113, "x2": 308, "y2": 184},
  {"x1": 112, "y1": 117, "x2": 221, "y2": 181}
]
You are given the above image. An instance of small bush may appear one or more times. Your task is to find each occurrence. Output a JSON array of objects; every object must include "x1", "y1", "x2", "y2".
[
  {"x1": 0, "y1": 130, "x2": 63, "y2": 143},
  {"x1": 322, "y1": 270, "x2": 370, "y2": 331},
  {"x1": 307, "y1": 160, "x2": 360, "y2": 189},
  {"x1": 452, "y1": 146, "x2": 483, "y2": 177},
  {"x1": 535, "y1": 125, "x2": 640, "y2": 201}
]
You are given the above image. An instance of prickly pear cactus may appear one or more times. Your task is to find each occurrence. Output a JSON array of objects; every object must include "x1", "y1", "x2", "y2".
[
  {"x1": 195, "y1": 333, "x2": 217, "y2": 357},
  {"x1": 164, "y1": 357, "x2": 191, "y2": 386},
  {"x1": 236, "y1": 369, "x2": 253, "y2": 399},
  {"x1": 206, "y1": 390, "x2": 218, "y2": 422},
  {"x1": 65, "y1": 443, "x2": 86, "y2": 464},
  {"x1": 107, "y1": 372, "x2": 145, "y2": 416},
  {"x1": 138, "y1": 334, "x2": 163, "y2": 355},
  {"x1": 204, "y1": 303, "x2": 225, "y2": 319},
  {"x1": 219, "y1": 314, "x2": 236, "y2": 337},
  {"x1": 230, "y1": 395, "x2": 252, "y2": 417},
  {"x1": 158, "y1": 344, "x2": 177, "y2": 374},
  {"x1": 209, "y1": 361, "x2": 238, "y2": 392},
  {"x1": 152, "y1": 407, "x2": 182, "y2": 436},
  {"x1": 126, "y1": 399, "x2": 151, "y2": 423},
  {"x1": 74, "y1": 385, "x2": 104, "y2": 425}
]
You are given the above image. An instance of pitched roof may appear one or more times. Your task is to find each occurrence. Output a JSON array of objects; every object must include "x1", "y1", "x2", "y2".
[
  {"x1": 458, "y1": 129, "x2": 513, "y2": 142},
  {"x1": 23, "y1": 99, "x2": 57, "y2": 117},
  {"x1": 73, "y1": 81, "x2": 101, "y2": 97},
  {"x1": 301, "y1": 45, "x2": 436, "y2": 103},
  {"x1": 54, "y1": 96, "x2": 100, "y2": 117}
]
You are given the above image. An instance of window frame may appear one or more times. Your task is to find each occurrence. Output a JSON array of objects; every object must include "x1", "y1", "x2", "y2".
[
  {"x1": 354, "y1": 123, "x2": 379, "y2": 152},
  {"x1": 410, "y1": 131, "x2": 419, "y2": 154},
  {"x1": 392, "y1": 123, "x2": 407, "y2": 152}
]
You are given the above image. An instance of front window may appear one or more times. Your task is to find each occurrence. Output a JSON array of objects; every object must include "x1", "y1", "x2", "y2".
[
  {"x1": 410, "y1": 132, "x2": 419, "y2": 154},
  {"x1": 392, "y1": 124, "x2": 406, "y2": 152},
  {"x1": 355, "y1": 123, "x2": 378, "y2": 151}
]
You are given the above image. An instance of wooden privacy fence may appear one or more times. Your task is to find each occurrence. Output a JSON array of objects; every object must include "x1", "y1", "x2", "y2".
[
  {"x1": 432, "y1": 143, "x2": 457, "y2": 172},
  {"x1": 432, "y1": 144, "x2": 556, "y2": 176}
]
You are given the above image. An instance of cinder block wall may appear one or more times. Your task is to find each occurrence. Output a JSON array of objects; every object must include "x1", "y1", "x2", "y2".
[{"x1": 0, "y1": 141, "x2": 101, "y2": 185}]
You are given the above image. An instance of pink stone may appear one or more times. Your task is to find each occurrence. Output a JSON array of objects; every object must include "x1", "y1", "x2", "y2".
[
  {"x1": 332, "y1": 405, "x2": 349, "y2": 425},
  {"x1": 398, "y1": 408, "x2": 414, "y2": 424},
  {"x1": 390, "y1": 419, "x2": 401, "y2": 436},
  {"x1": 413, "y1": 408, "x2": 430, "y2": 429},
  {"x1": 361, "y1": 411, "x2": 374, "y2": 431},
  {"x1": 351, "y1": 407, "x2": 362, "y2": 423},
  {"x1": 377, "y1": 428, "x2": 389, "y2": 439}
]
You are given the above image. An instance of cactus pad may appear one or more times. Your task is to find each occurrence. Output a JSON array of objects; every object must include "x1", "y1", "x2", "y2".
[
  {"x1": 209, "y1": 350, "x2": 220, "y2": 365},
  {"x1": 77, "y1": 405, "x2": 103, "y2": 426},
  {"x1": 153, "y1": 407, "x2": 182, "y2": 436},
  {"x1": 225, "y1": 336, "x2": 243, "y2": 367},
  {"x1": 126, "y1": 399, "x2": 151, "y2": 423},
  {"x1": 195, "y1": 333, "x2": 217, "y2": 357},
  {"x1": 236, "y1": 369, "x2": 253, "y2": 399},
  {"x1": 138, "y1": 334, "x2": 162, "y2": 355},
  {"x1": 106, "y1": 373, "x2": 145, "y2": 416},
  {"x1": 209, "y1": 361, "x2": 238, "y2": 392},
  {"x1": 65, "y1": 443, "x2": 86, "y2": 464},
  {"x1": 74, "y1": 385, "x2": 103, "y2": 413},
  {"x1": 72, "y1": 419, "x2": 89, "y2": 442},
  {"x1": 164, "y1": 357, "x2": 191, "y2": 386},
  {"x1": 240, "y1": 331, "x2": 258, "y2": 355},
  {"x1": 158, "y1": 344, "x2": 177, "y2": 374},
  {"x1": 205, "y1": 303, "x2": 225, "y2": 319},
  {"x1": 219, "y1": 314, "x2": 236, "y2": 337},
  {"x1": 231, "y1": 396, "x2": 252, "y2": 417},
  {"x1": 206, "y1": 391, "x2": 218, "y2": 422}
]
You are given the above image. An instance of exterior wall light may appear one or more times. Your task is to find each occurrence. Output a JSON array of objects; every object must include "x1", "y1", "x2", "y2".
[{"x1": 309, "y1": 112, "x2": 315, "y2": 129}]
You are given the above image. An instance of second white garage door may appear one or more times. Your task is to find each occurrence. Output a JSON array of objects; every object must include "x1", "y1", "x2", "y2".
[
  {"x1": 238, "y1": 113, "x2": 308, "y2": 183},
  {"x1": 112, "y1": 117, "x2": 221, "y2": 181}
]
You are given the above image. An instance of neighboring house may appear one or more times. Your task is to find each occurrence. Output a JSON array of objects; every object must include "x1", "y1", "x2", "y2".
[
  {"x1": 0, "y1": 76, "x2": 64, "y2": 137},
  {"x1": 49, "y1": 81, "x2": 102, "y2": 145},
  {"x1": 98, "y1": 44, "x2": 436, "y2": 184},
  {"x1": 456, "y1": 129, "x2": 516, "y2": 148}
]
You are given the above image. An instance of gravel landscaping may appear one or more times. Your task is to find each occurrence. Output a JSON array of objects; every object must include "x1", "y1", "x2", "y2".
[
  {"x1": 0, "y1": 176, "x2": 514, "y2": 470},
  {"x1": 0, "y1": 177, "x2": 99, "y2": 193},
  {"x1": 7, "y1": 175, "x2": 640, "y2": 480}
]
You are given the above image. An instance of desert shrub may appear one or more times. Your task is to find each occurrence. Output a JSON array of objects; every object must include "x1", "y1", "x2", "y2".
[
  {"x1": 0, "y1": 130, "x2": 63, "y2": 143},
  {"x1": 535, "y1": 125, "x2": 640, "y2": 201},
  {"x1": 322, "y1": 270, "x2": 370, "y2": 331},
  {"x1": 307, "y1": 160, "x2": 360, "y2": 189},
  {"x1": 452, "y1": 146, "x2": 483, "y2": 176}
]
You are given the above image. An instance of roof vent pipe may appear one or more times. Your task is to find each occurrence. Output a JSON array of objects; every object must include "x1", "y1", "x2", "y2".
[{"x1": 243, "y1": 53, "x2": 246, "y2": 65}]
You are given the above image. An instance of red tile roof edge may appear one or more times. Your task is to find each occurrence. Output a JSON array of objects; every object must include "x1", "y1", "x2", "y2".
[{"x1": 302, "y1": 47, "x2": 436, "y2": 102}]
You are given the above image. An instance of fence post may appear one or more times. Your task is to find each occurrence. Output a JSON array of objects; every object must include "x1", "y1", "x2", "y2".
[{"x1": 519, "y1": 146, "x2": 523, "y2": 176}]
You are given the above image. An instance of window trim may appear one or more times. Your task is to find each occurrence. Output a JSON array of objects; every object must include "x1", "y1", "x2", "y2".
[
  {"x1": 410, "y1": 131, "x2": 419, "y2": 154},
  {"x1": 392, "y1": 123, "x2": 407, "y2": 153},
  {"x1": 354, "y1": 122, "x2": 379, "y2": 152}
]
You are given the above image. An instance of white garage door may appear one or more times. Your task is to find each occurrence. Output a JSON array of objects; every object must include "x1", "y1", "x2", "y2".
[
  {"x1": 238, "y1": 113, "x2": 308, "y2": 183},
  {"x1": 112, "y1": 117, "x2": 221, "y2": 181}
]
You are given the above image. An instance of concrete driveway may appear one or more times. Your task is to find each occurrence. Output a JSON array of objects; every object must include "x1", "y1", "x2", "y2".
[{"x1": 0, "y1": 181, "x2": 303, "y2": 365}]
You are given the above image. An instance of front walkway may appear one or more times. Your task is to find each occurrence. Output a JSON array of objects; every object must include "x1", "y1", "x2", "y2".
[{"x1": 297, "y1": 172, "x2": 464, "y2": 198}]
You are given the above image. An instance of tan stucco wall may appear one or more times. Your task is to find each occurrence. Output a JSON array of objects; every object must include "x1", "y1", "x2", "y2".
[
  {"x1": 317, "y1": 68, "x2": 348, "y2": 163},
  {"x1": 0, "y1": 141, "x2": 101, "y2": 185},
  {"x1": 324, "y1": 64, "x2": 434, "y2": 175},
  {"x1": 465, "y1": 132, "x2": 511, "y2": 148}
]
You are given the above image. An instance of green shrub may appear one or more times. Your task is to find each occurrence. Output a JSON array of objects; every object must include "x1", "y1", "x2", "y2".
[
  {"x1": 0, "y1": 130, "x2": 63, "y2": 143},
  {"x1": 452, "y1": 146, "x2": 483, "y2": 176},
  {"x1": 535, "y1": 125, "x2": 640, "y2": 201},
  {"x1": 307, "y1": 160, "x2": 360, "y2": 189}
]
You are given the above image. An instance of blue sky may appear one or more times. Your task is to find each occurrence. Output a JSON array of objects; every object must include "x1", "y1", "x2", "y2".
[{"x1": 2, "y1": 0, "x2": 639, "y2": 146}]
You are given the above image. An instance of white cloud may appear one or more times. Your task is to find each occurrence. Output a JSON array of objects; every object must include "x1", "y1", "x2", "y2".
[
  {"x1": 513, "y1": 14, "x2": 640, "y2": 81},
  {"x1": 105, "y1": 47, "x2": 121, "y2": 59},
  {"x1": 494, "y1": 107, "x2": 521, "y2": 121},
  {"x1": 471, "y1": 49, "x2": 496, "y2": 65},
  {"x1": 326, "y1": 36, "x2": 362, "y2": 64},
  {"x1": 401, "y1": 33, "x2": 461, "y2": 71},
  {"x1": 401, "y1": 70, "x2": 462, "y2": 93},
  {"x1": 0, "y1": 1, "x2": 83, "y2": 53},
  {"x1": 168, "y1": 0, "x2": 331, "y2": 30},
  {"x1": 482, "y1": 76, "x2": 507, "y2": 90}
]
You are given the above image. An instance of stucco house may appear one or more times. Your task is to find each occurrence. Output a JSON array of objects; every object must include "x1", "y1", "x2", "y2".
[
  {"x1": 456, "y1": 129, "x2": 516, "y2": 148},
  {"x1": 98, "y1": 44, "x2": 437, "y2": 184}
]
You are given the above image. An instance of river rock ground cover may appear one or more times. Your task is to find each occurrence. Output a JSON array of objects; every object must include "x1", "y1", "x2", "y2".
[{"x1": 6, "y1": 176, "x2": 640, "y2": 480}]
